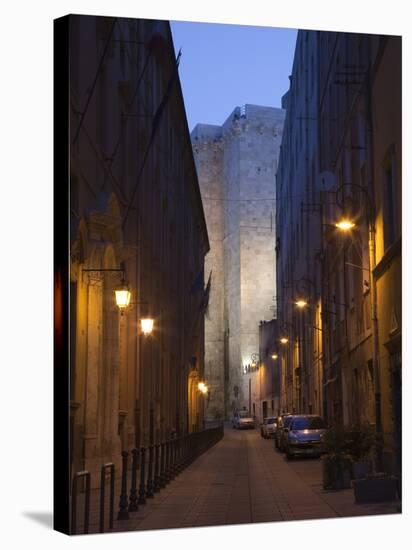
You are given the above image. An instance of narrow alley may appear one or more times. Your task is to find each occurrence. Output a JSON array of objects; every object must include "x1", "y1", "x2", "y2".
[{"x1": 80, "y1": 427, "x2": 398, "y2": 534}]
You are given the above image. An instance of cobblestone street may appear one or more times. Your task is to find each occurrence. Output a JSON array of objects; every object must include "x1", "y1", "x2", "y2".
[{"x1": 83, "y1": 425, "x2": 400, "y2": 534}]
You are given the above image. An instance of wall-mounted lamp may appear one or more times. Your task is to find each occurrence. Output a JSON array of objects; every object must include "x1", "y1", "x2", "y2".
[
  {"x1": 335, "y1": 219, "x2": 356, "y2": 231},
  {"x1": 198, "y1": 382, "x2": 208, "y2": 395},
  {"x1": 141, "y1": 317, "x2": 154, "y2": 335},
  {"x1": 115, "y1": 281, "x2": 132, "y2": 313}
]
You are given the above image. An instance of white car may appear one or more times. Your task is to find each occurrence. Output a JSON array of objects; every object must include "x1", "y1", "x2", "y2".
[
  {"x1": 261, "y1": 416, "x2": 277, "y2": 438},
  {"x1": 232, "y1": 411, "x2": 255, "y2": 429}
]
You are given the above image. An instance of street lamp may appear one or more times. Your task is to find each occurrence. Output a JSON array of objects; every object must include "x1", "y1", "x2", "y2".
[
  {"x1": 280, "y1": 337, "x2": 289, "y2": 345},
  {"x1": 198, "y1": 381, "x2": 208, "y2": 394},
  {"x1": 295, "y1": 299, "x2": 309, "y2": 308},
  {"x1": 335, "y1": 219, "x2": 356, "y2": 231},
  {"x1": 141, "y1": 317, "x2": 154, "y2": 335},
  {"x1": 271, "y1": 353, "x2": 278, "y2": 360},
  {"x1": 115, "y1": 280, "x2": 132, "y2": 313}
]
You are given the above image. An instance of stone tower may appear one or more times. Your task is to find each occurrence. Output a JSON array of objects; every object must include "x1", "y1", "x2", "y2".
[{"x1": 192, "y1": 104, "x2": 285, "y2": 419}]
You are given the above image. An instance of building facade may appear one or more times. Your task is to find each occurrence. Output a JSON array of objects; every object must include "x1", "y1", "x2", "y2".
[
  {"x1": 276, "y1": 30, "x2": 323, "y2": 417},
  {"x1": 192, "y1": 105, "x2": 285, "y2": 419},
  {"x1": 277, "y1": 30, "x2": 401, "y2": 476},
  {"x1": 68, "y1": 15, "x2": 209, "y2": 486}
]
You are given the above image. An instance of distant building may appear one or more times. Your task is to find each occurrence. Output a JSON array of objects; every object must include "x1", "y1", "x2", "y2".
[
  {"x1": 257, "y1": 320, "x2": 281, "y2": 419},
  {"x1": 68, "y1": 15, "x2": 209, "y2": 486},
  {"x1": 192, "y1": 105, "x2": 285, "y2": 420}
]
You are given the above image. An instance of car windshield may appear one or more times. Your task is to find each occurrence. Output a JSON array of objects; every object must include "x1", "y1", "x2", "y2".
[
  {"x1": 239, "y1": 411, "x2": 250, "y2": 418},
  {"x1": 267, "y1": 418, "x2": 276, "y2": 424},
  {"x1": 283, "y1": 416, "x2": 294, "y2": 428},
  {"x1": 292, "y1": 417, "x2": 325, "y2": 430}
]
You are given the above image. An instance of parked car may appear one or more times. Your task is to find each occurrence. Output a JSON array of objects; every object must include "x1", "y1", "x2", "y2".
[
  {"x1": 232, "y1": 410, "x2": 255, "y2": 429},
  {"x1": 274, "y1": 413, "x2": 292, "y2": 450},
  {"x1": 261, "y1": 417, "x2": 277, "y2": 438},
  {"x1": 284, "y1": 415, "x2": 327, "y2": 459},
  {"x1": 277, "y1": 415, "x2": 297, "y2": 452}
]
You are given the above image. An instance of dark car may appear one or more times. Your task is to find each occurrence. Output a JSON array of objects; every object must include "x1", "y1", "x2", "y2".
[
  {"x1": 274, "y1": 414, "x2": 295, "y2": 452},
  {"x1": 284, "y1": 415, "x2": 327, "y2": 459}
]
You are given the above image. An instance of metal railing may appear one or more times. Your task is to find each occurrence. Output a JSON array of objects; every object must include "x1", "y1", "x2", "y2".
[{"x1": 70, "y1": 424, "x2": 224, "y2": 534}]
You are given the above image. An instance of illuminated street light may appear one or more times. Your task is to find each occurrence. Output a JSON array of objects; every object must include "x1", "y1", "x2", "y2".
[
  {"x1": 141, "y1": 317, "x2": 154, "y2": 335},
  {"x1": 280, "y1": 337, "x2": 289, "y2": 344},
  {"x1": 115, "y1": 282, "x2": 131, "y2": 313},
  {"x1": 335, "y1": 218, "x2": 355, "y2": 231},
  {"x1": 198, "y1": 382, "x2": 208, "y2": 394},
  {"x1": 271, "y1": 354, "x2": 278, "y2": 359},
  {"x1": 295, "y1": 299, "x2": 308, "y2": 308}
]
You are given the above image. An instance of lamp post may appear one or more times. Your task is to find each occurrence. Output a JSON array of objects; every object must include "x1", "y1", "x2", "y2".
[{"x1": 335, "y1": 182, "x2": 382, "y2": 467}]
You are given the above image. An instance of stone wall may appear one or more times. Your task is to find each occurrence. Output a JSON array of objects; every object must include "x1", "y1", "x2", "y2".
[{"x1": 193, "y1": 105, "x2": 285, "y2": 418}]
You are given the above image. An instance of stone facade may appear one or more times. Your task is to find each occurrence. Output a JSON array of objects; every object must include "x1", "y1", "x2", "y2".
[
  {"x1": 277, "y1": 30, "x2": 401, "y2": 477},
  {"x1": 68, "y1": 15, "x2": 209, "y2": 487},
  {"x1": 192, "y1": 105, "x2": 285, "y2": 419}
]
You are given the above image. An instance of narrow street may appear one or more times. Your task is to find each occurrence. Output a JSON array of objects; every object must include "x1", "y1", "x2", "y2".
[{"x1": 93, "y1": 426, "x2": 398, "y2": 533}]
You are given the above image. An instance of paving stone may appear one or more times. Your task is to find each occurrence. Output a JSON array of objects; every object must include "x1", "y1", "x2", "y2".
[{"x1": 79, "y1": 425, "x2": 400, "y2": 533}]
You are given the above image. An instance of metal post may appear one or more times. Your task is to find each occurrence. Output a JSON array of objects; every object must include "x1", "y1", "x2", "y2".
[
  {"x1": 160, "y1": 441, "x2": 166, "y2": 488},
  {"x1": 138, "y1": 447, "x2": 146, "y2": 505},
  {"x1": 99, "y1": 463, "x2": 115, "y2": 533},
  {"x1": 128, "y1": 449, "x2": 139, "y2": 512},
  {"x1": 71, "y1": 471, "x2": 91, "y2": 535},
  {"x1": 154, "y1": 443, "x2": 161, "y2": 492},
  {"x1": 117, "y1": 451, "x2": 129, "y2": 520},
  {"x1": 146, "y1": 445, "x2": 154, "y2": 497}
]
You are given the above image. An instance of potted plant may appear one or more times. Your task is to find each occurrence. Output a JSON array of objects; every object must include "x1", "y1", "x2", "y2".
[
  {"x1": 351, "y1": 431, "x2": 398, "y2": 504},
  {"x1": 345, "y1": 423, "x2": 375, "y2": 479},
  {"x1": 322, "y1": 424, "x2": 353, "y2": 490},
  {"x1": 353, "y1": 472, "x2": 398, "y2": 503}
]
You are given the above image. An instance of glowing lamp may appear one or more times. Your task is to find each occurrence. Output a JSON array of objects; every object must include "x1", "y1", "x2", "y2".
[
  {"x1": 141, "y1": 317, "x2": 154, "y2": 335},
  {"x1": 335, "y1": 219, "x2": 355, "y2": 231},
  {"x1": 271, "y1": 354, "x2": 278, "y2": 359},
  {"x1": 198, "y1": 382, "x2": 208, "y2": 394},
  {"x1": 115, "y1": 284, "x2": 131, "y2": 313},
  {"x1": 295, "y1": 299, "x2": 308, "y2": 308},
  {"x1": 280, "y1": 337, "x2": 289, "y2": 344}
]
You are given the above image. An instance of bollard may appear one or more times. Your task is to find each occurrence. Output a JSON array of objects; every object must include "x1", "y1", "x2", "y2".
[
  {"x1": 71, "y1": 470, "x2": 91, "y2": 535},
  {"x1": 154, "y1": 443, "x2": 161, "y2": 492},
  {"x1": 169, "y1": 438, "x2": 176, "y2": 480},
  {"x1": 160, "y1": 442, "x2": 166, "y2": 488},
  {"x1": 99, "y1": 463, "x2": 115, "y2": 533},
  {"x1": 117, "y1": 451, "x2": 130, "y2": 520},
  {"x1": 178, "y1": 437, "x2": 182, "y2": 471},
  {"x1": 128, "y1": 449, "x2": 139, "y2": 512},
  {"x1": 146, "y1": 445, "x2": 155, "y2": 498},
  {"x1": 164, "y1": 439, "x2": 170, "y2": 483},
  {"x1": 138, "y1": 447, "x2": 146, "y2": 505}
]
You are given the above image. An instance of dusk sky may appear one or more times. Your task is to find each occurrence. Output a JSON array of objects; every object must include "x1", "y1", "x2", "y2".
[{"x1": 171, "y1": 21, "x2": 298, "y2": 132}]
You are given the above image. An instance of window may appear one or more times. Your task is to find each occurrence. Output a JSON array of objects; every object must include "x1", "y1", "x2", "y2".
[{"x1": 291, "y1": 416, "x2": 326, "y2": 430}]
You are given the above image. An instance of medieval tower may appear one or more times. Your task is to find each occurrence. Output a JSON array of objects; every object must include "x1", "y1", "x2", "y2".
[{"x1": 192, "y1": 104, "x2": 285, "y2": 419}]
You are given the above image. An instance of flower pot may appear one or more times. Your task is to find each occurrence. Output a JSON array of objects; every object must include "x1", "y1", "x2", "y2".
[
  {"x1": 352, "y1": 459, "x2": 373, "y2": 480},
  {"x1": 322, "y1": 454, "x2": 352, "y2": 490},
  {"x1": 353, "y1": 477, "x2": 398, "y2": 503}
]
